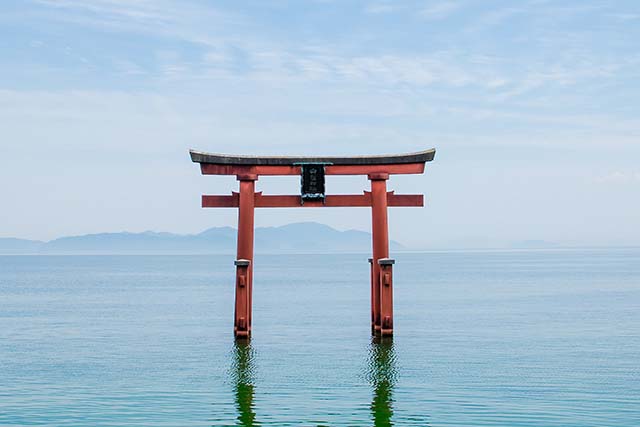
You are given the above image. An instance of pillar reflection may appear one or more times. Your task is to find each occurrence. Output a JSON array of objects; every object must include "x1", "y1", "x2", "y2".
[
  {"x1": 368, "y1": 336, "x2": 397, "y2": 427},
  {"x1": 231, "y1": 338, "x2": 259, "y2": 426}
]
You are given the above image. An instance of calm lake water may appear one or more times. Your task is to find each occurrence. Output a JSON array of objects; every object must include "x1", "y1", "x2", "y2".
[{"x1": 1, "y1": 250, "x2": 639, "y2": 426}]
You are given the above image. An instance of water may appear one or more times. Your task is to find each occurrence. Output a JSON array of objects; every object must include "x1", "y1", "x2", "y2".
[{"x1": 1, "y1": 250, "x2": 639, "y2": 426}]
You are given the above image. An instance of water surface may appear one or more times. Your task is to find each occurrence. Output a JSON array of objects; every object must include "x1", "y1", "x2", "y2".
[{"x1": 1, "y1": 250, "x2": 639, "y2": 425}]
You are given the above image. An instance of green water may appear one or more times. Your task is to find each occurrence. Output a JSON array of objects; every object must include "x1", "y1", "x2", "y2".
[{"x1": 1, "y1": 250, "x2": 639, "y2": 426}]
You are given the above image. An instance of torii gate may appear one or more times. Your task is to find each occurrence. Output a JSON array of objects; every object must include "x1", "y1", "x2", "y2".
[{"x1": 190, "y1": 149, "x2": 435, "y2": 337}]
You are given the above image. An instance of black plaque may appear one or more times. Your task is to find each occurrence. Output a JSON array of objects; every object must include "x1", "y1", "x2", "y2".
[{"x1": 300, "y1": 164, "x2": 326, "y2": 202}]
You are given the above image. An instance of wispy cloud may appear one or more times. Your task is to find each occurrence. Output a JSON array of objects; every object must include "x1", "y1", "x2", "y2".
[
  {"x1": 112, "y1": 59, "x2": 146, "y2": 76},
  {"x1": 364, "y1": 1, "x2": 397, "y2": 14},
  {"x1": 608, "y1": 12, "x2": 640, "y2": 21},
  {"x1": 21, "y1": 0, "x2": 634, "y2": 97},
  {"x1": 419, "y1": 1, "x2": 461, "y2": 20},
  {"x1": 30, "y1": 0, "x2": 246, "y2": 48},
  {"x1": 8, "y1": 0, "x2": 638, "y2": 147},
  {"x1": 595, "y1": 171, "x2": 640, "y2": 184}
]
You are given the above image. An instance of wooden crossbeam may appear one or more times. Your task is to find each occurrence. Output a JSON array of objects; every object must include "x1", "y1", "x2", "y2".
[
  {"x1": 200, "y1": 163, "x2": 425, "y2": 176},
  {"x1": 202, "y1": 191, "x2": 424, "y2": 208},
  {"x1": 202, "y1": 193, "x2": 239, "y2": 207}
]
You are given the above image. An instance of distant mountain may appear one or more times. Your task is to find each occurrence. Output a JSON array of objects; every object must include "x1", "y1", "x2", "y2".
[
  {"x1": 0, "y1": 238, "x2": 45, "y2": 254},
  {"x1": 0, "y1": 222, "x2": 403, "y2": 254}
]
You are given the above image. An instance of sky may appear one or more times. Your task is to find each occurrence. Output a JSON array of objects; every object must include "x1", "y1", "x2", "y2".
[{"x1": 0, "y1": 0, "x2": 639, "y2": 249}]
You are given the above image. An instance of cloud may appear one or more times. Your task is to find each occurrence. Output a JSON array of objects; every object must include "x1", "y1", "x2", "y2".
[
  {"x1": 419, "y1": 1, "x2": 461, "y2": 20},
  {"x1": 112, "y1": 59, "x2": 146, "y2": 76},
  {"x1": 20, "y1": 0, "x2": 634, "y2": 99},
  {"x1": 364, "y1": 1, "x2": 397, "y2": 14},
  {"x1": 30, "y1": 0, "x2": 246, "y2": 48},
  {"x1": 8, "y1": 0, "x2": 638, "y2": 150},
  {"x1": 33, "y1": 0, "x2": 173, "y2": 22},
  {"x1": 595, "y1": 171, "x2": 640, "y2": 184},
  {"x1": 608, "y1": 12, "x2": 640, "y2": 21},
  {"x1": 464, "y1": 6, "x2": 524, "y2": 33}
]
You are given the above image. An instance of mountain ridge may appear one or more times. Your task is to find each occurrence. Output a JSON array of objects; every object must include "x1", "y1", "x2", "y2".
[{"x1": 0, "y1": 222, "x2": 403, "y2": 254}]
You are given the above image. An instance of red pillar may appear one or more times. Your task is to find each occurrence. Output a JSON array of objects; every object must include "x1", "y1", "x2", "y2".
[
  {"x1": 370, "y1": 173, "x2": 389, "y2": 334},
  {"x1": 235, "y1": 175, "x2": 257, "y2": 337}
]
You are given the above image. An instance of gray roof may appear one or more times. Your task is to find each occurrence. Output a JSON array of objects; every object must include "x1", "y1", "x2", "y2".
[{"x1": 189, "y1": 148, "x2": 435, "y2": 166}]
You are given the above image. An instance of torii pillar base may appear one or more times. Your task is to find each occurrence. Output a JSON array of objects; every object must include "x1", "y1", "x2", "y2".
[
  {"x1": 378, "y1": 258, "x2": 394, "y2": 336},
  {"x1": 234, "y1": 259, "x2": 251, "y2": 338}
]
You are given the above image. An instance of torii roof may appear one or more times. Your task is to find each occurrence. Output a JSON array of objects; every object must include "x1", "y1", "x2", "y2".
[{"x1": 189, "y1": 148, "x2": 435, "y2": 166}]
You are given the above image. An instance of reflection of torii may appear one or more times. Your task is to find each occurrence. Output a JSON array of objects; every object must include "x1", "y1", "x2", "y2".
[
  {"x1": 231, "y1": 340, "x2": 258, "y2": 427},
  {"x1": 369, "y1": 336, "x2": 396, "y2": 426},
  {"x1": 231, "y1": 337, "x2": 428, "y2": 425},
  {"x1": 191, "y1": 149, "x2": 436, "y2": 338}
]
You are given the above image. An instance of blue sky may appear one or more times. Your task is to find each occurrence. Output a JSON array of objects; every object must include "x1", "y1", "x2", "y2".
[{"x1": 1, "y1": 0, "x2": 639, "y2": 248}]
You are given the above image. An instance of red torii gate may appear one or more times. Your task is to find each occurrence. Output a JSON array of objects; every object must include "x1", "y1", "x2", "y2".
[{"x1": 190, "y1": 149, "x2": 435, "y2": 338}]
